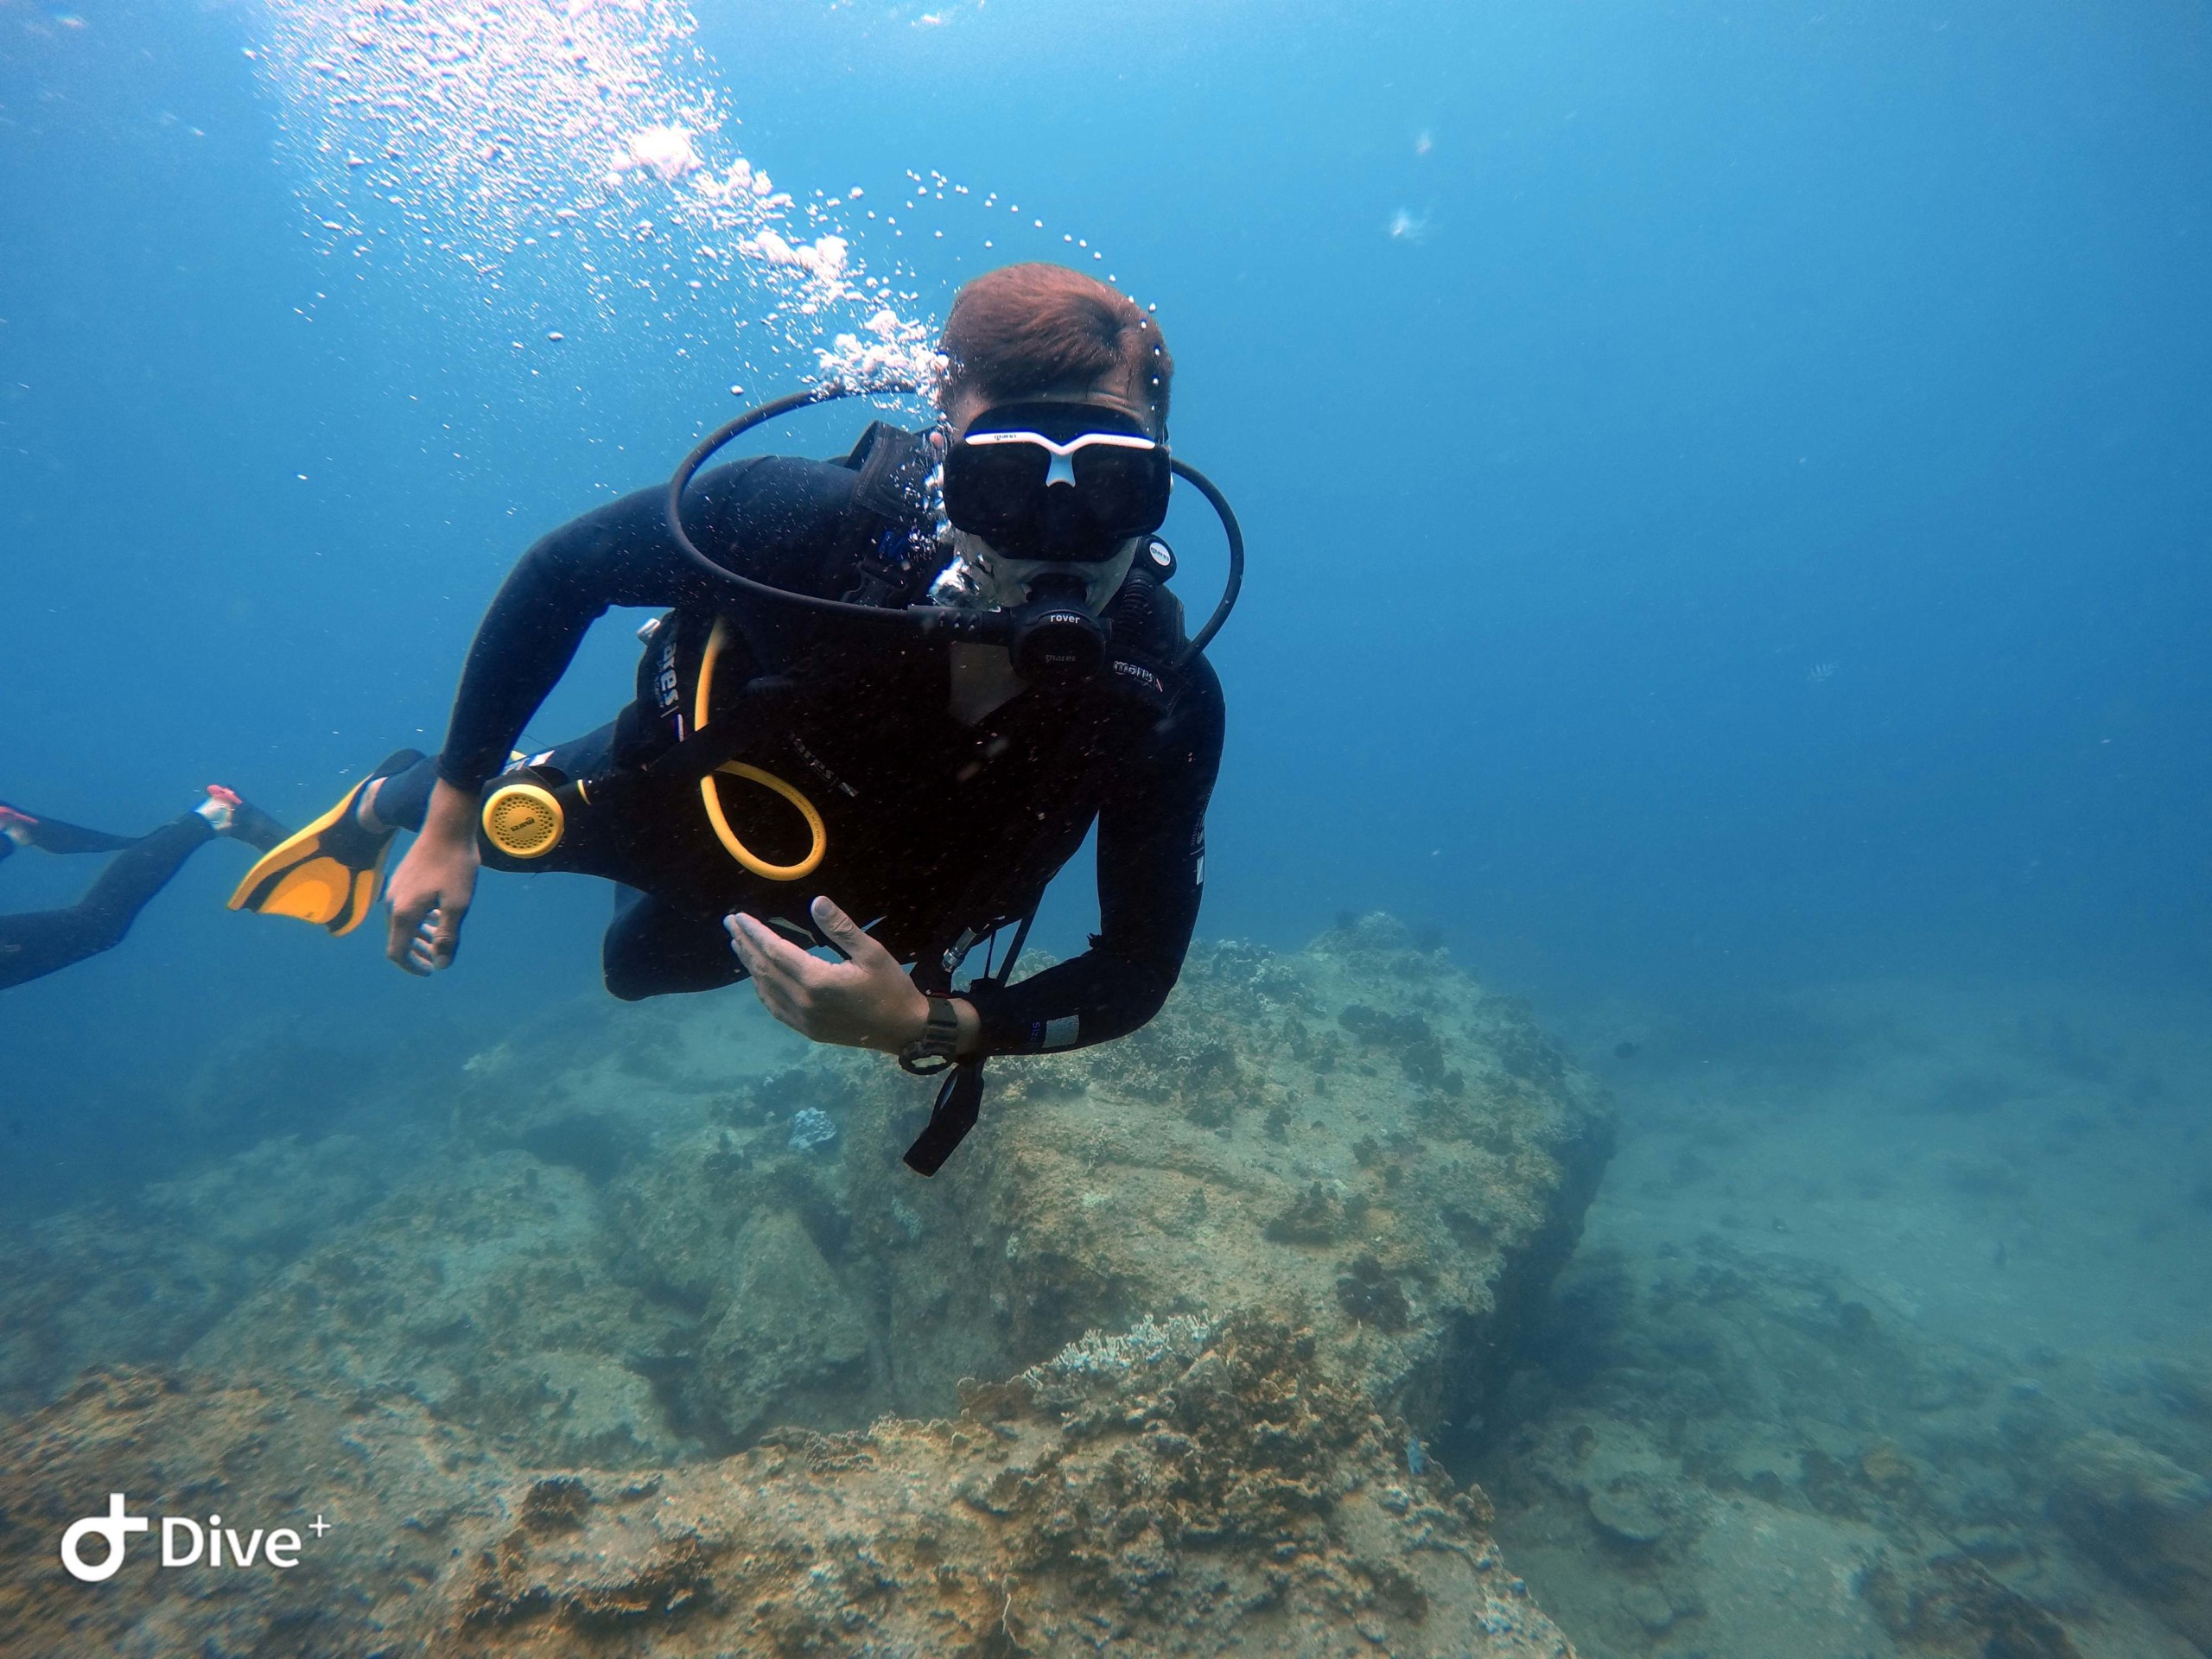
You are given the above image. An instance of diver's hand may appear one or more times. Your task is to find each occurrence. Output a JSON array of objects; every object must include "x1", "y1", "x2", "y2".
[
  {"x1": 385, "y1": 779, "x2": 479, "y2": 976},
  {"x1": 727, "y1": 896, "x2": 977, "y2": 1055}
]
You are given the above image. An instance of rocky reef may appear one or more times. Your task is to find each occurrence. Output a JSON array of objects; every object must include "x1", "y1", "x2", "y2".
[
  {"x1": 0, "y1": 1313, "x2": 1573, "y2": 1656},
  {"x1": 1475, "y1": 978, "x2": 2212, "y2": 1659},
  {"x1": 0, "y1": 915, "x2": 1609, "y2": 1654}
]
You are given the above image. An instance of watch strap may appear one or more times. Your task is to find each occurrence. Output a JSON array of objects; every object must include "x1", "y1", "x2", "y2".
[{"x1": 899, "y1": 996, "x2": 962, "y2": 1075}]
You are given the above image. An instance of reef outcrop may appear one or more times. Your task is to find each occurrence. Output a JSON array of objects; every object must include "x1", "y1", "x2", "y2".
[
  {"x1": 0, "y1": 915, "x2": 1608, "y2": 1654},
  {"x1": 613, "y1": 917, "x2": 1615, "y2": 1455},
  {"x1": 0, "y1": 1315, "x2": 1575, "y2": 1656}
]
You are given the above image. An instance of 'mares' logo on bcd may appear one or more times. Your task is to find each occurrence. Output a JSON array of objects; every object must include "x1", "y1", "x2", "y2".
[{"x1": 60, "y1": 1493, "x2": 328, "y2": 1584}]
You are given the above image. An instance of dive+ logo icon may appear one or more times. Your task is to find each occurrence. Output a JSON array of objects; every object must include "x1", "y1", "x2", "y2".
[{"x1": 60, "y1": 1493, "x2": 324, "y2": 1583}]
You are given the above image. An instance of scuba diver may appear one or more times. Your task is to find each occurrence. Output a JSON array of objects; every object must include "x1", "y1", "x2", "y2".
[
  {"x1": 230, "y1": 262, "x2": 1234, "y2": 1172},
  {"x1": 1, "y1": 788, "x2": 289, "y2": 991}
]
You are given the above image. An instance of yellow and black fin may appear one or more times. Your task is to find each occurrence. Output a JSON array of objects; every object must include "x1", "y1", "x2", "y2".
[{"x1": 226, "y1": 750, "x2": 422, "y2": 937}]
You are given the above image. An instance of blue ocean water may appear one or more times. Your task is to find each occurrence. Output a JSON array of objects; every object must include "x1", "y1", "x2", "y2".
[{"x1": 0, "y1": 1, "x2": 2203, "y2": 1249}]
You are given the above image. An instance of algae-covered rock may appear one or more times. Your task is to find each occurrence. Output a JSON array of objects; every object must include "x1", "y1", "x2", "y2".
[
  {"x1": 0, "y1": 1317, "x2": 1578, "y2": 1658},
  {"x1": 145, "y1": 917, "x2": 1605, "y2": 1472},
  {"x1": 0, "y1": 917, "x2": 1610, "y2": 1654},
  {"x1": 842, "y1": 916, "x2": 1614, "y2": 1435},
  {"x1": 186, "y1": 1152, "x2": 692, "y2": 1466},
  {"x1": 0, "y1": 1133, "x2": 393, "y2": 1413},
  {"x1": 692, "y1": 1207, "x2": 872, "y2": 1443},
  {"x1": 2050, "y1": 1428, "x2": 2212, "y2": 1647},
  {"x1": 0, "y1": 1367, "x2": 505, "y2": 1658},
  {"x1": 1585, "y1": 1479, "x2": 1669, "y2": 1544}
]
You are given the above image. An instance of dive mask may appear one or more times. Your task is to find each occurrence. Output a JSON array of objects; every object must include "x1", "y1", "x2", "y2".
[
  {"x1": 662, "y1": 380, "x2": 1243, "y2": 681},
  {"x1": 941, "y1": 401, "x2": 1170, "y2": 563}
]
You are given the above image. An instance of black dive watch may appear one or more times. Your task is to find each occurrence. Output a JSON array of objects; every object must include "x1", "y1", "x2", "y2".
[{"x1": 899, "y1": 997, "x2": 963, "y2": 1075}]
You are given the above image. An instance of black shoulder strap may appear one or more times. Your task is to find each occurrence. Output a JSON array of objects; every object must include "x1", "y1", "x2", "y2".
[
  {"x1": 849, "y1": 421, "x2": 939, "y2": 515},
  {"x1": 840, "y1": 423, "x2": 945, "y2": 607},
  {"x1": 1093, "y1": 563, "x2": 1190, "y2": 715},
  {"x1": 644, "y1": 672, "x2": 806, "y2": 785}
]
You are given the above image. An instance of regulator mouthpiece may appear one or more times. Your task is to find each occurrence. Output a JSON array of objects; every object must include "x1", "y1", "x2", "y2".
[{"x1": 1007, "y1": 571, "x2": 1109, "y2": 686}]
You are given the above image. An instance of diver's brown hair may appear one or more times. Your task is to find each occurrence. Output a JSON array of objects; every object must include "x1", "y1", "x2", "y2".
[{"x1": 940, "y1": 263, "x2": 1173, "y2": 432}]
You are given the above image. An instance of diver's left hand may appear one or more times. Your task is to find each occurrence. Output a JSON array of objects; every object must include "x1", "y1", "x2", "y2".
[{"x1": 726, "y1": 896, "x2": 935, "y2": 1052}]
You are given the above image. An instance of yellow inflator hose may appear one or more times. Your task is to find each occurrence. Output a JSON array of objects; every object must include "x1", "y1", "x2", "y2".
[{"x1": 694, "y1": 618, "x2": 828, "y2": 881}]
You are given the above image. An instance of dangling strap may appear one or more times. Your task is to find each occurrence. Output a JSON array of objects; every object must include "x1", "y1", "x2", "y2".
[
  {"x1": 902, "y1": 901, "x2": 1039, "y2": 1177},
  {"x1": 904, "y1": 1064, "x2": 983, "y2": 1177},
  {"x1": 997, "y1": 908, "x2": 1037, "y2": 982},
  {"x1": 899, "y1": 715, "x2": 1100, "y2": 1181}
]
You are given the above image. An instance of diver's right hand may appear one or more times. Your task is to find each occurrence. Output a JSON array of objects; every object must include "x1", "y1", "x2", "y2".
[{"x1": 385, "y1": 779, "x2": 480, "y2": 975}]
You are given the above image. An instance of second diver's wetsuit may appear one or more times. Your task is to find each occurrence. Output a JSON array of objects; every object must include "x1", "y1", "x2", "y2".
[
  {"x1": 1, "y1": 811, "x2": 213, "y2": 991},
  {"x1": 374, "y1": 423, "x2": 1225, "y2": 1058}
]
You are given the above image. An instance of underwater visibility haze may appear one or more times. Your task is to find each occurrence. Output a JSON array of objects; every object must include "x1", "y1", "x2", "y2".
[{"x1": 3, "y1": 0, "x2": 2212, "y2": 1654}]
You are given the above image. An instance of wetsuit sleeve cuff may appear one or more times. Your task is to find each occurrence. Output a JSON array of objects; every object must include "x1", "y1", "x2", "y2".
[
  {"x1": 959, "y1": 981, "x2": 1064, "y2": 1058},
  {"x1": 435, "y1": 753, "x2": 497, "y2": 793}
]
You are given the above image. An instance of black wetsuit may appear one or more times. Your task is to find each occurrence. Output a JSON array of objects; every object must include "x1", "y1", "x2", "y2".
[
  {"x1": 0, "y1": 810, "x2": 215, "y2": 990},
  {"x1": 375, "y1": 426, "x2": 1224, "y2": 1058}
]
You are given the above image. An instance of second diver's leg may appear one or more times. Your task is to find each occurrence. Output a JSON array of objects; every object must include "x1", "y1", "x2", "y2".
[
  {"x1": 0, "y1": 812, "x2": 211, "y2": 989},
  {"x1": 70, "y1": 812, "x2": 222, "y2": 944},
  {"x1": 0, "y1": 912, "x2": 95, "y2": 990},
  {"x1": 0, "y1": 804, "x2": 142, "y2": 857}
]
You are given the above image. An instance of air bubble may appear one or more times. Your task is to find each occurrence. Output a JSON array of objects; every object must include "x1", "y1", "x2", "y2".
[{"x1": 245, "y1": 0, "x2": 939, "y2": 391}]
